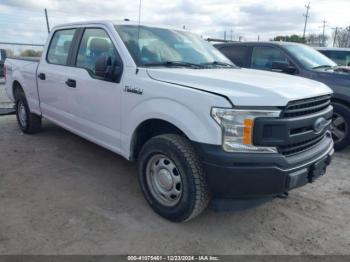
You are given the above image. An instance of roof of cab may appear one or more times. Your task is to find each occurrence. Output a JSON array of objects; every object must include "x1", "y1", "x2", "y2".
[
  {"x1": 214, "y1": 41, "x2": 305, "y2": 48},
  {"x1": 316, "y1": 47, "x2": 350, "y2": 51},
  {"x1": 52, "y1": 20, "x2": 187, "y2": 32}
]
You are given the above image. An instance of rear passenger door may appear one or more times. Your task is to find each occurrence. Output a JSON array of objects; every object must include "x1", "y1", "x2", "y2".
[
  {"x1": 37, "y1": 28, "x2": 77, "y2": 123},
  {"x1": 65, "y1": 27, "x2": 124, "y2": 152}
]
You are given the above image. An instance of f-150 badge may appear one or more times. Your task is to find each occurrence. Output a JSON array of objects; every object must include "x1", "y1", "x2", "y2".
[{"x1": 124, "y1": 85, "x2": 143, "y2": 95}]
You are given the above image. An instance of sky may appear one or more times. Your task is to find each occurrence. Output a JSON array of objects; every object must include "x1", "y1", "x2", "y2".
[{"x1": 0, "y1": 0, "x2": 349, "y2": 48}]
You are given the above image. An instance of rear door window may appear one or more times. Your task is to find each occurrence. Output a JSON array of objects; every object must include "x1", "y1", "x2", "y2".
[
  {"x1": 47, "y1": 29, "x2": 76, "y2": 65},
  {"x1": 219, "y1": 46, "x2": 250, "y2": 67},
  {"x1": 251, "y1": 46, "x2": 289, "y2": 70}
]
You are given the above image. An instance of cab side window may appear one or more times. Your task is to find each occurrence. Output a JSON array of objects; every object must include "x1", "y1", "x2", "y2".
[
  {"x1": 47, "y1": 29, "x2": 76, "y2": 65},
  {"x1": 76, "y1": 28, "x2": 122, "y2": 77},
  {"x1": 219, "y1": 46, "x2": 249, "y2": 67},
  {"x1": 251, "y1": 46, "x2": 289, "y2": 70}
]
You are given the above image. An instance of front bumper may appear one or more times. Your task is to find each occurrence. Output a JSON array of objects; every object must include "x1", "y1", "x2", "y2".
[{"x1": 192, "y1": 133, "x2": 334, "y2": 199}]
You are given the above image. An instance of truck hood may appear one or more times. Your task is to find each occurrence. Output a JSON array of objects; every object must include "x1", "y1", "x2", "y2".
[{"x1": 147, "y1": 68, "x2": 332, "y2": 106}]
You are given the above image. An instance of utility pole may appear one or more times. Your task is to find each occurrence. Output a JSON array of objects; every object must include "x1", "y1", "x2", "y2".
[
  {"x1": 44, "y1": 8, "x2": 50, "y2": 33},
  {"x1": 332, "y1": 27, "x2": 341, "y2": 47},
  {"x1": 230, "y1": 29, "x2": 233, "y2": 41},
  {"x1": 321, "y1": 19, "x2": 327, "y2": 47},
  {"x1": 302, "y1": 2, "x2": 311, "y2": 39},
  {"x1": 224, "y1": 31, "x2": 226, "y2": 41}
]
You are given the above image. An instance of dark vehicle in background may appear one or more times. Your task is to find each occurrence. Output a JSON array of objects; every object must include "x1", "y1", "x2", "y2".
[
  {"x1": 0, "y1": 49, "x2": 6, "y2": 78},
  {"x1": 215, "y1": 42, "x2": 350, "y2": 150},
  {"x1": 317, "y1": 47, "x2": 350, "y2": 67}
]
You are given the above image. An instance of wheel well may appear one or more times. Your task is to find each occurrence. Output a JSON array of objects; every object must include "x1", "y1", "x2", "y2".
[
  {"x1": 130, "y1": 119, "x2": 187, "y2": 161},
  {"x1": 332, "y1": 98, "x2": 350, "y2": 109},
  {"x1": 12, "y1": 81, "x2": 24, "y2": 100}
]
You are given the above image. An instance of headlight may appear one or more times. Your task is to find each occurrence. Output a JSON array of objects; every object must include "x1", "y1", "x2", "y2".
[{"x1": 211, "y1": 108, "x2": 281, "y2": 153}]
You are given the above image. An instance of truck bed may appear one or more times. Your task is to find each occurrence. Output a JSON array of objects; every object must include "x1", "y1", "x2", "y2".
[{"x1": 4, "y1": 57, "x2": 41, "y2": 114}]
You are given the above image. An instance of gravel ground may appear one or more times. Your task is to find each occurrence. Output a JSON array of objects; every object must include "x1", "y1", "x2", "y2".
[{"x1": 0, "y1": 83, "x2": 349, "y2": 255}]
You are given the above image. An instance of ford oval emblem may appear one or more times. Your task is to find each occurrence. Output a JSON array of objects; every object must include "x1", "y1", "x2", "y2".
[{"x1": 313, "y1": 117, "x2": 328, "y2": 133}]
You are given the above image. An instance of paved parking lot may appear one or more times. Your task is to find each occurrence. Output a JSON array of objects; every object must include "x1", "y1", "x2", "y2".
[{"x1": 0, "y1": 84, "x2": 350, "y2": 255}]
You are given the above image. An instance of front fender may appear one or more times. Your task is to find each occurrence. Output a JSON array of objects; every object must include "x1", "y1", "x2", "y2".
[{"x1": 121, "y1": 97, "x2": 228, "y2": 157}]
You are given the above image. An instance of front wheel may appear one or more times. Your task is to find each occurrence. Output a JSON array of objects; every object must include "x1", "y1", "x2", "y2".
[
  {"x1": 331, "y1": 103, "x2": 350, "y2": 150},
  {"x1": 137, "y1": 134, "x2": 210, "y2": 222}
]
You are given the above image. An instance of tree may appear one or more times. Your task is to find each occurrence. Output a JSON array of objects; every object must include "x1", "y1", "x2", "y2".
[
  {"x1": 306, "y1": 33, "x2": 330, "y2": 47},
  {"x1": 5, "y1": 48, "x2": 14, "y2": 58},
  {"x1": 333, "y1": 27, "x2": 350, "y2": 48},
  {"x1": 20, "y1": 49, "x2": 42, "y2": 57},
  {"x1": 273, "y1": 35, "x2": 306, "y2": 43}
]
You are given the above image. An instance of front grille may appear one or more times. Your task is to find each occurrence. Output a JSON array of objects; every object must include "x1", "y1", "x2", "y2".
[
  {"x1": 276, "y1": 95, "x2": 332, "y2": 156},
  {"x1": 281, "y1": 95, "x2": 332, "y2": 118},
  {"x1": 279, "y1": 134, "x2": 327, "y2": 156}
]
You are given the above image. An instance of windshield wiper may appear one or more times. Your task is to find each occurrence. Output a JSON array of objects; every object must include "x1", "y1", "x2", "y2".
[
  {"x1": 201, "y1": 61, "x2": 235, "y2": 68},
  {"x1": 142, "y1": 61, "x2": 204, "y2": 68},
  {"x1": 312, "y1": 65, "x2": 334, "y2": 70}
]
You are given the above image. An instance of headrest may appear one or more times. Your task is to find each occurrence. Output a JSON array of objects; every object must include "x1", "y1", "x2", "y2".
[
  {"x1": 63, "y1": 41, "x2": 71, "y2": 52},
  {"x1": 90, "y1": 38, "x2": 110, "y2": 54}
]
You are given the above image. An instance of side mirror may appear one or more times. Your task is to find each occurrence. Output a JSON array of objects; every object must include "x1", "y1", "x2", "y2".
[
  {"x1": 271, "y1": 61, "x2": 296, "y2": 74},
  {"x1": 95, "y1": 56, "x2": 123, "y2": 82}
]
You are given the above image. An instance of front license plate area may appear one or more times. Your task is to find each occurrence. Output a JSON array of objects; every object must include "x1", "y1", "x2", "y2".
[{"x1": 308, "y1": 157, "x2": 327, "y2": 183}]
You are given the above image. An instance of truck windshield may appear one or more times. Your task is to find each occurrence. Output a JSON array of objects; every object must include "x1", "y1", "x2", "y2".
[
  {"x1": 285, "y1": 44, "x2": 337, "y2": 69},
  {"x1": 115, "y1": 25, "x2": 234, "y2": 68},
  {"x1": 321, "y1": 50, "x2": 350, "y2": 66}
]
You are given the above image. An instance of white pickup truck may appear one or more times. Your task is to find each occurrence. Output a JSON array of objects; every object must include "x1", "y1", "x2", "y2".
[{"x1": 5, "y1": 21, "x2": 334, "y2": 222}]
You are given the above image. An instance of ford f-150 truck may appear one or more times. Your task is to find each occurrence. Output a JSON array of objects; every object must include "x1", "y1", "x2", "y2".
[{"x1": 5, "y1": 21, "x2": 334, "y2": 222}]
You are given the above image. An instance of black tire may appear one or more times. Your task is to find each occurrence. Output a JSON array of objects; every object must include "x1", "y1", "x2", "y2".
[
  {"x1": 137, "y1": 134, "x2": 210, "y2": 222},
  {"x1": 332, "y1": 103, "x2": 350, "y2": 151},
  {"x1": 15, "y1": 89, "x2": 42, "y2": 134}
]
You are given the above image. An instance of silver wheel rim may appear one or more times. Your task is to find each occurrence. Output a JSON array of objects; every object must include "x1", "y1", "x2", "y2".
[
  {"x1": 331, "y1": 113, "x2": 348, "y2": 144},
  {"x1": 145, "y1": 154, "x2": 183, "y2": 207},
  {"x1": 18, "y1": 101, "x2": 27, "y2": 128}
]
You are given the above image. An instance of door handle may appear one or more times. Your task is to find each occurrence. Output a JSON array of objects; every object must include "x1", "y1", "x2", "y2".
[
  {"x1": 38, "y1": 73, "x2": 46, "y2": 80},
  {"x1": 65, "y1": 79, "x2": 76, "y2": 88}
]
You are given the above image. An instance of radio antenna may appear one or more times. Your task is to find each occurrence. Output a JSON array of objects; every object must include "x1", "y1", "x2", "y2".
[
  {"x1": 137, "y1": 0, "x2": 142, "y2": 68},
  {"x1": 138, "y1": 0, "x2": 142, "y2": 26}
]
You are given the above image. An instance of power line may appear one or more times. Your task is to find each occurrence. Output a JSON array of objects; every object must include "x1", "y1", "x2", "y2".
[
  {"x1": 0, "y1": 42, "x2": 44, "y2": 47},
  {"x1": 302, "y1": 2, "x2": 311, "y2": 39}
]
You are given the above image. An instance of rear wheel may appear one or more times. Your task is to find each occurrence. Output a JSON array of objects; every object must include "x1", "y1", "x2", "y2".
[
  {"x1": 331, "y1": 103, "x2": 350, "y2": 150},
  {"x1": 137, "y1": 134, "x2": 210, "y2": 222},
  {"x1": 15, "y1": 90, "x2": 42, "y2": 134}
]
